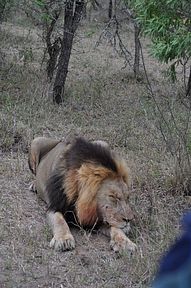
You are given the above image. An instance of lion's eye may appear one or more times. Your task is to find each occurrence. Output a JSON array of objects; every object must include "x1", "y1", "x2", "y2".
[
  {"x1": 109, "y1": 195, "x2": 121, "y2": 201},
  {"x1": 109, "y1": 195, "x2": 116, "y2": 202}
]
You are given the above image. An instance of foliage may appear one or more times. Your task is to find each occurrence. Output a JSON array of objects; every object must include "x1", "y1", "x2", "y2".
[
  {"x1": 130, "y1": 0, "x2": 191, "y2": 80},
  {"x1": 128, "y1": 0, "x2": 191, "y2": 193},
  {"x1": 24, "y1": 0, "x2": 62, "y2": 27}
]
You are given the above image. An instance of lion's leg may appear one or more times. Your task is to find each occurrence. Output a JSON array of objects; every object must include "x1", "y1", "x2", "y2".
[
  {"x1": 29, "y1": 137, "x2": 60, "y2": 175},
  {"x1": 29, "y1": 137, "x2": 60, "y2": 192},
  {"x1": 48, "y1": 211, "x2": 75, "y2": 251},
  {"x1": 110, "y1": 227, "x2": 137, "y2": 253},
  {"x1": 100, "y1": 226, "x2": 136, "y2": 253}
]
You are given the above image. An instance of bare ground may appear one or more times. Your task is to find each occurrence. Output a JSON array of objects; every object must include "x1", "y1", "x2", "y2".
[{"x1": 0, "y1": 12, "x2": 190, "y2": 288}]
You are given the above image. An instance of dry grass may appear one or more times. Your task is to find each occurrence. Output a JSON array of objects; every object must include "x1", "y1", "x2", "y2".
[{"x1": 0, "y1": 8, "x2": 191, "y2": 288}]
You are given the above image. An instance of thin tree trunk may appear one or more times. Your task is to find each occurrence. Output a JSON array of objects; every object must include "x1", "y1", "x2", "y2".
[
  {"x1": 134, "y1": 24, "x2": 141, "y2": 79},
  {"x1": 186, "y1": 65, "x2": 191, "y2": 100},
  {"x1": 108, "y1": 0, "x2": 112, "y2": 19},
  {"x1": 45, "y1": 9, "x2": 61, "y2": 81},
  {"x1": 124, "y1": 5, "x2": 141, "y2": 79},
  {"x1": 47, "y1": 37, "x2": 61, "y2": 81},
  {"x1": 53, "y1": 0, "x2": 84, "y2": 104}
]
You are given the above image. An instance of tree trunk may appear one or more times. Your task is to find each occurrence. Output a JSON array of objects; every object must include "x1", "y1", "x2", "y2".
[
  {"x1": 47, "y1": 37, "x2": 61, "y2": 81},
  {"x1": 108, "y1": 0, "x2": 112, "y2": 19},
  {"x1": 134, "y1": 24, "x2": 141, "y2": 79},
  {"x1": 53, "y1": 0, "x2": 84, "y2": 104},
  {"x1": 124, "y1": 5, "x2": 141, "y2": 79},
  {"x1": 186, "y1": 65, "x2": 191, "y2": 100},
  {"x1": 45, "y1": 9, "x2": 61, "y2": 81}
]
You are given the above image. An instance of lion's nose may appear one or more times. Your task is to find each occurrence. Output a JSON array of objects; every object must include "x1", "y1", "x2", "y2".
[
  {"x1": 122, "y1": 216, "x2": 133, "y2": 223},
  {"x1": 127, "y1": 212, "x2": 135, "y2": 221},
  {"x1": 127, "y1": 208, "x2": 135, "y2": 220}
]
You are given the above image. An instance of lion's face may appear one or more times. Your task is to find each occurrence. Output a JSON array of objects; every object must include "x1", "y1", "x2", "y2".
[{"x1": 97, "y1": 178, "x2": 134, "y2": 233}]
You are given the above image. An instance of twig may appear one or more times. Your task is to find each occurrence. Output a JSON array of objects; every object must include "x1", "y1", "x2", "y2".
[{"x1": 95, "y1": 16, "x2": 133, "y2": 69}]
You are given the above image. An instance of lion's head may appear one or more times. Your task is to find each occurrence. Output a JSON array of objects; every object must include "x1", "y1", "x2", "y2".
[{"x1": 97, "y1": 178, "x2": 134, "y2": 233}]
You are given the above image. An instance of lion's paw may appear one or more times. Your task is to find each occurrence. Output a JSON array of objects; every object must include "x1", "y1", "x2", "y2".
[
  {"x1": 50, "y1": 234, "x2": 75, "y2": 252},
  {"x1": 126, "y1": 239, "x2": 137, "y2": 252},
  {"x1": 110, "y1": 236, "x2": 137, "y2": 253}
]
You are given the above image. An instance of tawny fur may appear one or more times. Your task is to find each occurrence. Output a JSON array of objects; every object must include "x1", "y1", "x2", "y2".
[
  {"x1": 62, "y1": 161, "x2": 130, "y2": 226},
  {"x1": 29, "y1": 137, "x2": 136, "y2": 253}
]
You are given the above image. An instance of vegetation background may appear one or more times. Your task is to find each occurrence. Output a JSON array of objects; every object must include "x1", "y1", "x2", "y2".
[{"x1": 1, "y1": 0, "x2": 191, "y2": 287}]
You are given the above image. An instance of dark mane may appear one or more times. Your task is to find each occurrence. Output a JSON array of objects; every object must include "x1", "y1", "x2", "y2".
[
  {"x1": 64, "y1": 137, "x2": 118, "y2": 172},
  {"x1": 46, "y1": 171, "x2": 68, "y2": 213}
]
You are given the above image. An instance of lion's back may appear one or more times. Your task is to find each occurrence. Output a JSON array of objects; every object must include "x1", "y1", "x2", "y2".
[{"x1": 35, "y1": 142, "x2": 69, "y2": 203}]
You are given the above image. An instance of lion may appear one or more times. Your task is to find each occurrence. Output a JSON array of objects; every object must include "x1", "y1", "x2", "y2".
[{"x1": 28, "y1": 136, "x2": 137, "y2": 253}]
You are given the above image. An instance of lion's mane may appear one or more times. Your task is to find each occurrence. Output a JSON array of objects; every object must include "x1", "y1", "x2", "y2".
[{"x1": 46, "y1": 137, "x2": 130, "y2": 226}]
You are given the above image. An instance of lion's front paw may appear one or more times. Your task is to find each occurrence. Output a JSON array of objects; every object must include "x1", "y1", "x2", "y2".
[
  {"x1": 125, "y1": 239, "x2": 137, "y2": 252},
  {"x1": 110, "y1": 235, "x2": 137, "y2": 253},
  {"x1": 50, "y1": 233, "x2": 75, "y2": 252}
]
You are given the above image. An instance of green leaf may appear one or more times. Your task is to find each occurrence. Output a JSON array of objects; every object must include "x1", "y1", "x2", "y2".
[{"x1": 34, "y1": 0, "x2": 45, "y2": 8}]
